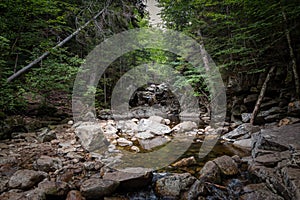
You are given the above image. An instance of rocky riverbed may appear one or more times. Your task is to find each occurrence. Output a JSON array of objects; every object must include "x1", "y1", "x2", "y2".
[{"x1": 0, "y1": 112, "x2": 299, "y2": 199}]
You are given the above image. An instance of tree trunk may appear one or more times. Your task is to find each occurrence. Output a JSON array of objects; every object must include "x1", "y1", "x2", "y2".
[
  {"x1": 281, "y1": 8, "x2": 300, "y2": 99},
  {"x1": 250, "y1": 66, "x2": 276, "y2": 124},
  {"x1": 7, "y1": 8, "x2": 108, "y2": 82}
]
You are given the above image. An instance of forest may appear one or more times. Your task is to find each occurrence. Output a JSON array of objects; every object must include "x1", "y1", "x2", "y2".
[{"x1": 0, "y1": 0, "x2": 300, "y2": 199}]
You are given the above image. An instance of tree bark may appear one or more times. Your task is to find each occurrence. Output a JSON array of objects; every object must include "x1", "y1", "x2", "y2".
[
  {"x1": 281, "y1": 8, "x2": 300, "y2": 99},
  {"x1": 7, "y1": 8, "x2": 108, "y2": 82},
  {"x1": 250, "y1": 66, "x2": 276, "y2": 125}
]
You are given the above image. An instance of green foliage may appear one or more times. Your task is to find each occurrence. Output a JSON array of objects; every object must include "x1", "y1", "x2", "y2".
[
  {"x1": 157, "y1": 0, "x2": 300, "y2": 96},
  {"x1": 0, "y1": 0, "x2": 146, "y2": 114}
]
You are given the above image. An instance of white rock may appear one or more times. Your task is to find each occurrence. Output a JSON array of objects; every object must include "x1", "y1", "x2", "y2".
[
  {"x1": 135, "y1": 131, "x2": 155, "y2": 140},
  {"x1": 138, "y1": 119, "x2": 171, "y2": 135},
  {"x1": 117, "y1": 138, "x2": 133, "y2": 147},
  {"x1": 67, "y1": 120, "x2": 74, "y2": 125},
  {"x1": 148, "y1": 116, "x2": 165, "y2": 124},
  {"x1": 172, "y1": 121, "x2": 198, "y2": 132}
]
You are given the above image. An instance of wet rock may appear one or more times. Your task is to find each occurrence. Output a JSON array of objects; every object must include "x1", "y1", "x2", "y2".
[
  {"x1": 75, "y1": 122, "x2": 106, "y2": 151},
  {"x1": 103, "y1": 167, "x2": 152, "y2": 191},
  {"x1": 137, "y1": 119, "x2": 171, "y2": 135},
  {"x1": 66, "y1": 190, "x2": 85, "y2": 200},
  {"x1": 240, "y1": 183, "x2": 284, "y2": 200},
  {"x1": 172, "y1": 156, "x2": 197, "y2": 167},
  {"x1": 8, "y1": 169, "x2": 48, "y2": 190},
  {"x1": 172, "y1": 121, "x2": 198, "y2": 133},
  {"x1": 155, "y1": 173, "x2": 196, "y2": 198},
  {"x1": 221, "y1": 123, "x2": 260, "y2": 141},
  {"x1": 33, "y1": 155, "x2": 62, "y2": 172},
  {"x1": 80, "y1": 178, "x2": 119, "y2": 199},
  {"x1": 117, "y1": 138, "x2": 133, "y2": 147},
  {"x1": 38, "y1": 180, "x2": 69, "y2": 198},
  {"x1": 213, "y1": 155, "x2": 239, "y2": 176},
  {"x1": 138, "y1": 136, "x2": 169, "y2": 150},
  {"x1": 37, "y1": 128, "x2": 57, "y2": 143}
]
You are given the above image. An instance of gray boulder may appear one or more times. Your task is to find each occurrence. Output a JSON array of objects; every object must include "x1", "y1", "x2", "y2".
[
  {"x1": 75, "y1": 122, "x2": 106, "y2": 152},
  {"x1": 80, "y1": 178, "x2": 119, "y2": 199},
  {"x1": 138, "y1": 119, "x2": 171, "y2": 135},
  {"x1": 103, "y1": 167, "x2": 152, "y2": 191},
  {"x1": 9, "y1": 169, "x2": 48, "y2": 190},
  {"x1": 198, "y1": 161, "x2": 221, "y2": 183},
  {"x1": 240, "y1": 183, "x2": 284, "y2": 200},
  {"x1": 213, "y1": 155, "x2": 239, "y2": 176},
  {"x1": 138, "y1": 136, "x2": 169, "y2": 150},
  {"x1": 172, "y1": 121, "x2": 198, "y2": 133},
  {"x1": 33, "y1": 156, "x2": 62, "y2": 172},
  {"x1": 155, "y1": 173, "x2": 196, "y2": 198},
  {"x1": 221, "y1": 123, "x2": 260, "y2": 141}
]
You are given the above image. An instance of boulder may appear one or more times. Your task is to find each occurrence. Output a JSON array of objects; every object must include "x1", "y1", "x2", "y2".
[
  {"x1": 137, "y1": 119, "x2": 171, "y2": 135},
  {"x1": 221, "y1": 123, "x2": 260, "y2": 141},
  {"x1": 138, "y1": 136, "x2": 169, "y2": 150},
  {"x1": 172, "y1": 156, "x2": 197, "y2": 167},
  {"x1": 75, "y1": 122, "x2": 106, "y2": 152},
  {"x1": 116, "y1": 138, "x2": 133, "y2": 147},
  {"x1": 103, "y1": 167, "x2": 152, "y2": 191},
  {"x1": 80, "y1": 178, "x2": 119, "y2": 199},
  {"x1": 135, "y1": 131, "x2": 155, "y2": 140},
  {"x1": 148, "y1": 116, "x2": 165, "y2": 124},
  {"x1": 253, "y1": 123, "x2": 300, "y2": 151},
  {"x1": 240, "y1": 183, "x2": 284, "y2": 200},
  {"x1": 198, "y1": 161, "x2": 221, "y2": 183},
  {"x1": 38, "y1": 180, "x2": 69, "y2": 198},
  {"x1": 213, "y1": 155, "x2": 239, "y2": 176},
  {"x1": 116, "y1": 120, "x2": 138, "y2": 134},
  {"x1": 233, "y1": 138, "x2": 252, "y2": 149},
  {"x1": 172, "y1": 121, "x2": 198, "y2": 133},
  {"x1": 8, "y1": 169, "x2": 48, "y2": 190},
  {"x1": 33, "y1": 155, "x2": 62, "y2": 172},
  {"x1": 155, "y1": 173, "x2": 196, "y2": 198}
]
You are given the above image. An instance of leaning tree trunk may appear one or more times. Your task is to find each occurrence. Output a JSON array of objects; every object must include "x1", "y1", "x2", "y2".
[
  {"x1": 281, "y1": 4, "x2": 299, "y2": 99},
  {"x1": 7, "y1": 8, "x2": 108, "y2": 82},
  {"x1": 250, "y1": 66, "x2": 276, "y2": 125}
]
